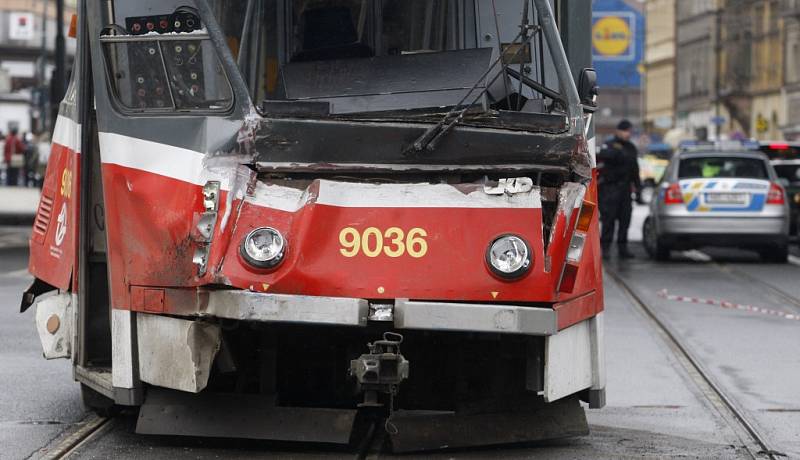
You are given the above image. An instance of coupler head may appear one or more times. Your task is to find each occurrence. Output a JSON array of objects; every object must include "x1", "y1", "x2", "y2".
[{"x1": 350, "y1": 332, "x2": 409, "y2": 408}]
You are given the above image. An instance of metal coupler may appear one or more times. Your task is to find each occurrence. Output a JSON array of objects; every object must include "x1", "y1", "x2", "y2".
[{"x1": 350, "y1": 332, "x2": 409, "y2": 408}]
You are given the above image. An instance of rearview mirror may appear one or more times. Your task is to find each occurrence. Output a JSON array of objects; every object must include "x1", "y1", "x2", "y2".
[{"x1": 578, "y1": 68, "x2": 598, "y2": 113}]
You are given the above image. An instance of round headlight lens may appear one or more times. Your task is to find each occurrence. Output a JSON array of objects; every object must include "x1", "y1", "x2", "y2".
[
  {"x1": 486, "y1": 235, "x2": 531, "y2": 279},
  {"x1": 240, "y1": 227, "x2": 286, "y2": 269}
]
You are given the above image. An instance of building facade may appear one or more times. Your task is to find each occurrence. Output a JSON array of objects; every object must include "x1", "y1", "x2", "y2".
[
  {"x1": 784, "y1": 0, "x2": 800, "y2": 140},
  {"x1": 643, "y1": 0, "x2": 675, "y2": 133},
  {"x1": 675, "y1": 0, "x2": 720, "y2": 140},
  {"x1": 0, "y1": 0, "x2": 76, "y2": 135},
  {"x1": 651, "y1": 0, "x2": 797, "y2": 141},
  {"x1": 592, "y1": 0, "x2": 645, "y2": 139}
]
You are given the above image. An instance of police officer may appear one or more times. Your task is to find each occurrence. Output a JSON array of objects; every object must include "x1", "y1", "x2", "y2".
[{"x1": 597, "y1": 119, "x2": 642, "y2": 259}]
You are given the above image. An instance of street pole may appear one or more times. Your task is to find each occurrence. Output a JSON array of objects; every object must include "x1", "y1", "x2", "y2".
[
  {"x1": 714, "y1": 3, "x2": 722, "y2": 140},
  {"x1": 38, "y1": 0, "x2": 48, "y2": 134},
  {"x1": 50, "y1": 0, "x2": 65, "y2": 135}
]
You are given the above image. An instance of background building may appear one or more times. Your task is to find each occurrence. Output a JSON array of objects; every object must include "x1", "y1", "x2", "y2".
[
  {"x1": 645, "y1": 0, "x2": 799, "y2": 142},
  {"x1": 0, "y1": 0, "x2": 76, "y2": 136},
  {"x1": 643, "y1": 0, "x2": 675, "y2": 135},
  {"x1": 592, "y1": 0, "x2": 645, "y2": 139},
  {"x1": 675, "y1": 0, "x2": 719, "y2": 140},
  {"x1": 783, "y1": 0, "x2": 800, "y2": 140}
]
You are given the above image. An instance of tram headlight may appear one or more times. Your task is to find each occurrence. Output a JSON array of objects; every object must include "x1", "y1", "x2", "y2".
[
  {"x1": 486, "y1": 235, "x2": 531, "y2": 279},
  {"x1": 240, "y1": 227, "x2": 286, "y2": 269}
]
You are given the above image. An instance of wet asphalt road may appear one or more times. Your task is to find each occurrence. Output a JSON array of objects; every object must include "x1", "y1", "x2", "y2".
[
  {"x1": 1, "y1": 223, "x2": 799, "y2": 459},
  {"x1": 0, "y1": 237, "x2": 83, "y2": 460}
]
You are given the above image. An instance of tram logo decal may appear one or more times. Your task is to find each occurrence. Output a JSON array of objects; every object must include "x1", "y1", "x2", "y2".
[{"x1": 55, "y1": 203, "x2": 68, "y2": 247}]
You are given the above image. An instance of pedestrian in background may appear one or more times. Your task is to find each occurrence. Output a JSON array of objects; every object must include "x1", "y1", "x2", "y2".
[
  {"x1": 23, "y1": 133, "x2": 39, "y2": 188},
  {"x1": 597, "y1": 119, "x2": 642, "y2": 259},
  {"x1": 2, "y1": 127, "x2": 25, "y2": 187}
]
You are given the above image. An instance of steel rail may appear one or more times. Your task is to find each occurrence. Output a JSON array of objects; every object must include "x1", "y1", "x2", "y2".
[
  {"x1": 711, "y1": 260, "x2": 800, "y2": 316},
  {"x1": 605, "y1": 267, "x2": 785, "y2": 460},
  {"x1": 39, "y1": 414, "x2": 112, "y2": 459},
  {"x1": 44, "y1": 412, "x2": 379, "y2": 459}
]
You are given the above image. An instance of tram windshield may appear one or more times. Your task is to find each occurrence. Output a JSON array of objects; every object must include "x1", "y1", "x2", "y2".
[
  {"x1": 97, "y1": 0, "x2": 587, "y2": 170},
  {"x1": 212, "y1": 0, "x2": 567, "y2": 118}
]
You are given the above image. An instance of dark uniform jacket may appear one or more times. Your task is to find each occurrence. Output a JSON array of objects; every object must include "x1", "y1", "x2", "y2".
[{"x1": 597, "y1": 136, "x2": 642, "y2": 193}]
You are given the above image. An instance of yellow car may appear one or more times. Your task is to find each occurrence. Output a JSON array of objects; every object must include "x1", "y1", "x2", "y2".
[{"x1": 639, "y1": 143, "x2": 673, "y2": 187}]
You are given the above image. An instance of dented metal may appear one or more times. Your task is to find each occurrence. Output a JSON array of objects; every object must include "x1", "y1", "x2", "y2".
[
  {"x1": 192, "y1": 181, "x2": 222, "y2": 275},
  {"x1": 137, "y1": 313, "x2": 221, "y2": 393},
  {"x1": 34, "y1": 293, "x2": 73, "y2": 360},
  {"x1": 484, "y1": 177, "x2": 535, "y2": 195}
]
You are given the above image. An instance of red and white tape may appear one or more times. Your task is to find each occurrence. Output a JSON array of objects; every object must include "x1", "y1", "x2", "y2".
[{"x1": 657, "y1": 289, "x2": 800, "y2": 322}]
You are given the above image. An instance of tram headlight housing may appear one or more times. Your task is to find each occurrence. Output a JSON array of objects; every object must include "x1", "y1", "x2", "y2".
[
  {"x1": 486, "y1": 234, "x2": 531, "y2": 279},
  {"x1": 240, "y1": 227, "x2": 286, "y2": 269}
]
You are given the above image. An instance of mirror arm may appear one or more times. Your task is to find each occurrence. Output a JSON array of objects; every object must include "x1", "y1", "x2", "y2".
[{"x1": 505, "y1": 67, "x2": 565, "y2": 105}]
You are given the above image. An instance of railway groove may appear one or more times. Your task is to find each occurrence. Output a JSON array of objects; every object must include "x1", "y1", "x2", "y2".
[
  {"x1": 712, "y1": 260, "x2": 800, "y2": 316},
  {"x1": 39, "y1": 414, "x2": 111, "y2": 460},
  {"x1": 44, "y1": 414, "x2": 386, "y2": 459},
  {"x1": 605, "y1": 267, "x2": 786, "y2": 460}
]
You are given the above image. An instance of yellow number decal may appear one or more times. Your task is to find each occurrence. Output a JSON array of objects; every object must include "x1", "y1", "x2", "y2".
[
  {"x1": 361, "y1": 227, "x2": 383, "y2": 257},
  {"x1": 339, "y1": 227, "x2": 361, "y2": 257},
  {"x1": 339, "y1": 226, "x2": 428, "y2": 258},
  {"x1": 383, "y1": 227, "x2": 405, "y2": 257},
  {"x1": 60, "y1": 169, "x2": 72, "y2": 199},
  {"x1": 406, "y1": 228, "x2": 428, "y2": 258}
]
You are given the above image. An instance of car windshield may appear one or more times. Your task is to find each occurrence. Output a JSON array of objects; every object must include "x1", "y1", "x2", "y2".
[{"x1": 678, "y1": 156, "x2": 768, "y2": 180}]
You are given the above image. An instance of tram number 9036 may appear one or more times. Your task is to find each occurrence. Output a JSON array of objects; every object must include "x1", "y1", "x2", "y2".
[{"x1": 339, "y1": 227, "x2": 428, "y2": 258}]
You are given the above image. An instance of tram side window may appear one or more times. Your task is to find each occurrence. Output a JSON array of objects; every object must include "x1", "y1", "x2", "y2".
[{"x1": 100, "y1": 7, "x2": 234, "y2": 113}]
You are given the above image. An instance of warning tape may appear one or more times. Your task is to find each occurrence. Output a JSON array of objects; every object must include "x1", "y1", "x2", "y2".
[{"x1": 657, "y1": 289, "x2": 800, "y2": 322}]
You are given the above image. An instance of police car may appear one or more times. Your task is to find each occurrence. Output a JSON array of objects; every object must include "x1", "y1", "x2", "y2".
[{"x1": 643, "y1": 141, "x2": 790, "y2": 262}]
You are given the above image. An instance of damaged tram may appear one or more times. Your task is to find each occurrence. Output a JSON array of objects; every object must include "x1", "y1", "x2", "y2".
[{"x1": 23, "y1": 0, "x2": 604, "y2": 451}]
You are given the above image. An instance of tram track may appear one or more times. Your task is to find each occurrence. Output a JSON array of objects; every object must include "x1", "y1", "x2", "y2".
[
  {"x1": 605, "y1": 267, "x2": 785, "y2": 460},
  {"x1": 679, "y1": 247, "x2": 800, "y2": 316},
  {"x1": 39, "y1": 414, "x2": 111, "y2": 460},
  {"x1": 711, "y1": 260, "x2": 800, "y2": 316},
  {"x1": 43, "y1": 413, "x2": 384, "y2": 460}
]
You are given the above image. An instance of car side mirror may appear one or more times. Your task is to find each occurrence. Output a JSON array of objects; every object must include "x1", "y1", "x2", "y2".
[{"x1": 578, "y1": 68, "x2": 598, "y2": 113}]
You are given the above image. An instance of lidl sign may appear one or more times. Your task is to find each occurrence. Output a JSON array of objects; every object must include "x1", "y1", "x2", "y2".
[{"x1": 592, "y1": 12, "x2": 635, "y2": 61}]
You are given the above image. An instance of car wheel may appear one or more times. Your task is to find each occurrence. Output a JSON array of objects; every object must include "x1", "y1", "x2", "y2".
[
  {"x1": 760, "y1": 244, "x2": 788, "y2": 264},
  {"x1": 81, "y1": 383, "x2": 119, "y2": 417},
  {"x1": 643, "y1": 217, "x2": 670, "y2": 261}
]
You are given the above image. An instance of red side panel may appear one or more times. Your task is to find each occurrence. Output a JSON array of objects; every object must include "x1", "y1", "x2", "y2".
[
  {"x1": 101, "y1": 164, "x2": 205, "y2": 310},
  {"x1": 28, "y1": 118, "x2": 81, "y2": 291}
]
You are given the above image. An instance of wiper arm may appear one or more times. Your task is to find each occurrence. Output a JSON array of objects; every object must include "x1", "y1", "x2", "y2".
[{"x1": 406, "y1": 23, "x2": 540, "y2": 156}]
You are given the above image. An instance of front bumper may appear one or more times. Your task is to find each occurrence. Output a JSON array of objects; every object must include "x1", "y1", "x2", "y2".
[
  {"x1": 659, "y1": 215, "x2": 787, "y2": 236},
  {"x1": 195, "y1": 290, "x2": 558, "y2": 336}
]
